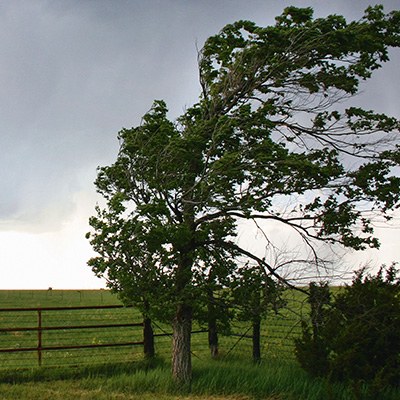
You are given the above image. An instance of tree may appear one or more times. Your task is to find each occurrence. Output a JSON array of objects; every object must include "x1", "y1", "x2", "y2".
[
  {"x1": 86, "y1": 207, "x2": 161, "y2": 358},
  {"x1": 203, "y1": 264, "x2": 232, "y2": 359},
  {"x1": 295, "y1": 265, "x2": 400, "y2": 392},
  {"x1": 87, "y1": 6, "x2": 400, "y2": 385},
  {"x1": 231, "y1": 263, "x2": 286, "y2": 362}
]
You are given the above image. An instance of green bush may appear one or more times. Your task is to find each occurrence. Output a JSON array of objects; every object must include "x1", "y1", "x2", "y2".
[
  {"x1": 295, "y1": 282, "x2": 331, "y2": 378},
  {"x1": 295, "y1": 265, "x2": 400, "y2": 390}
]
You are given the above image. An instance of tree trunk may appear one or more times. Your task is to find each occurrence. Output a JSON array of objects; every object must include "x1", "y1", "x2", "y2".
[
  {"x1": 172, "y1": 303, "x2": 192, "y2": 386},
  {"x1": 252, "y1": 317, "x2": 261, "y2": 363},
  {"x1": 143, "y1": 317, "x2": 155, "y2": 358},
  {"x1": 207, "y1": 289, "x2": 219, "y2": 359},
  {"x1": 172, "y1": 195, "x2": 195, "y2": 386},
  {"x1": 208, "y1": 317, "x2": 219, "y2": 359}
]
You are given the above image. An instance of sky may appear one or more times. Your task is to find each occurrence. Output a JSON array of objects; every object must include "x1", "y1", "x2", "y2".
[{"x1": 0, "y1": 0, "x2": 399, "y2": 289}]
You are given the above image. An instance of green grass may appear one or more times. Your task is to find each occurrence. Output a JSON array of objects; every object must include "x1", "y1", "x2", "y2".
[
  {"x1": 0, "y1": 289, "x2": 121, "y2": 308},
  {"x1": 0, "y1": 358, "x2": 398, "y2": 400},
  {"x1": 0, "y1": 289, "x2": 302, "y2": 370},
  {"x1": 0, "y1": 290, "x2": 398, "y2": 400},
  {"x1": 0, "y1": 290, "x2": 145, "y2": 368}
]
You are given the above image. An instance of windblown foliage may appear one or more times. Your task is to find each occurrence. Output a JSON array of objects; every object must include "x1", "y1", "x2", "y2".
[{"x1": 87, "y1": 5, "x2": 400, "y2": 384}]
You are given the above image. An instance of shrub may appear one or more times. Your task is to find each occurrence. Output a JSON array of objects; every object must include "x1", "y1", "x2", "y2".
[
  {"x1": 295, "y1": 264, "x2": 400, "y2": 390},
  {"x1": 295, "y1": 282, "x2": 331, "y2": 377}
]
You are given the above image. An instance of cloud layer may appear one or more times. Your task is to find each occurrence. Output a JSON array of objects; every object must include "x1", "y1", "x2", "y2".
[
  {"x1": 0, "y1": 1, "x2": 398, "y2": 288},
  {"x1": 1, "y1": 0, "x2": 399, "y2": 232}
]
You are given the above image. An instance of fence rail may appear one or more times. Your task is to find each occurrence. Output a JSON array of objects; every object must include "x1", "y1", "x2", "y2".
[
  {"x1": 0, "y1": 305, "x2": 144, "y2": 367},
  {"x1": 0, "y1": 303, "x2": 303, "y2": 369}
]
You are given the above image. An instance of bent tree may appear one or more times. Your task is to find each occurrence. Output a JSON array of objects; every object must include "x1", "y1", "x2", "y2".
[{"x1": 87, "y1": 6, "x2": 400, "y2": 385}]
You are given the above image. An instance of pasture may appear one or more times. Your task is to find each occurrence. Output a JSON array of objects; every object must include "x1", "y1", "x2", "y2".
[
  {"x1": 0, "y1": 289, "x2": 303, "y2": 370},
  {"x1": 0, "y1": 289, "x2": 120, "y2": 307},
  {"x1": 0, "y1": 290, "x2": 398, "y2": 400}
]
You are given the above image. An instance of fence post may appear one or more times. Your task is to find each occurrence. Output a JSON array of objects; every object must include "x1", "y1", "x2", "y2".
[
  {"x1": 143, "y1": 317, "x2": 154, "y2": 358},
  {"x1": 252, "y1": 318, "x2": 261, "y2": 363},
  {"x1": 37, "y1": 309, "x2": 42, "y2": 366}
]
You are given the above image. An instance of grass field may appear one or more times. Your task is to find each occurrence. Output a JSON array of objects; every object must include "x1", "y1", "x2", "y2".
[
  {"x1": 0, "y1": 289, "x2": 302, "y2": 369},
  {"x1": 0, "y1": 289, "x2": 121, "y2": 307},
  {"x1": 0, "y1": 290, "x2": 143, "y2": 368},
  {"x1": 0, "y1": 290, "x2": 398, "y2": 400}
]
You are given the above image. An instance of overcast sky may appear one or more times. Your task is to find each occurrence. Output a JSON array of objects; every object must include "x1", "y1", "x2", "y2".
[{"x1": 0, "y1": 0, "x2": 399, "y2": 289}]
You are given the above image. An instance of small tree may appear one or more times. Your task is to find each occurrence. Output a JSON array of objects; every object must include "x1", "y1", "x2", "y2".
[
  {"x1": 87, "y1": 209, "x2": 162, "y2": 358},
  {"x1": 205, "y1": 268, "x2": 232, "y2": 359},
  {"x1": 202, "y1": 283, "x2": 231, "y2": 359},
  {"x1": 296, "y1": 265, "x2": 400, "y2": 390},
  {"x1": 231, "y1": 263, "x2": 286, "y2": 362},
  {"x1": 187, "y1": 255, "x2": 233, "y2": 359},
  {"x1": 87, "y1": 6, "x2": 400, "y2": 385}
]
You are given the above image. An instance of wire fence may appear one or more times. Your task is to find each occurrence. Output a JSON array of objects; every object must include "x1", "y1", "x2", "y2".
[{"x1": 0, "y1": 303, "x2": 303, "y2": 369}]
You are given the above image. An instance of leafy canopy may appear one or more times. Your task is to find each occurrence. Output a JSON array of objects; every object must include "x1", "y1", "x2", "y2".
[{"x1": 87, "y1": 5, "x2": 400, "y2": 319}]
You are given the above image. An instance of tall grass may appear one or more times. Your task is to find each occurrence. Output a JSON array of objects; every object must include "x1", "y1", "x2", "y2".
[{"x1": 1, "y1": 357, "x2": 398, "y2": 400}]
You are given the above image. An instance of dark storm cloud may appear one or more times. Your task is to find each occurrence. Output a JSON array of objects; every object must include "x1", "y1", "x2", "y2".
[{"x1": 0, "y1": 0, "x2": 399, "y2": 231}]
